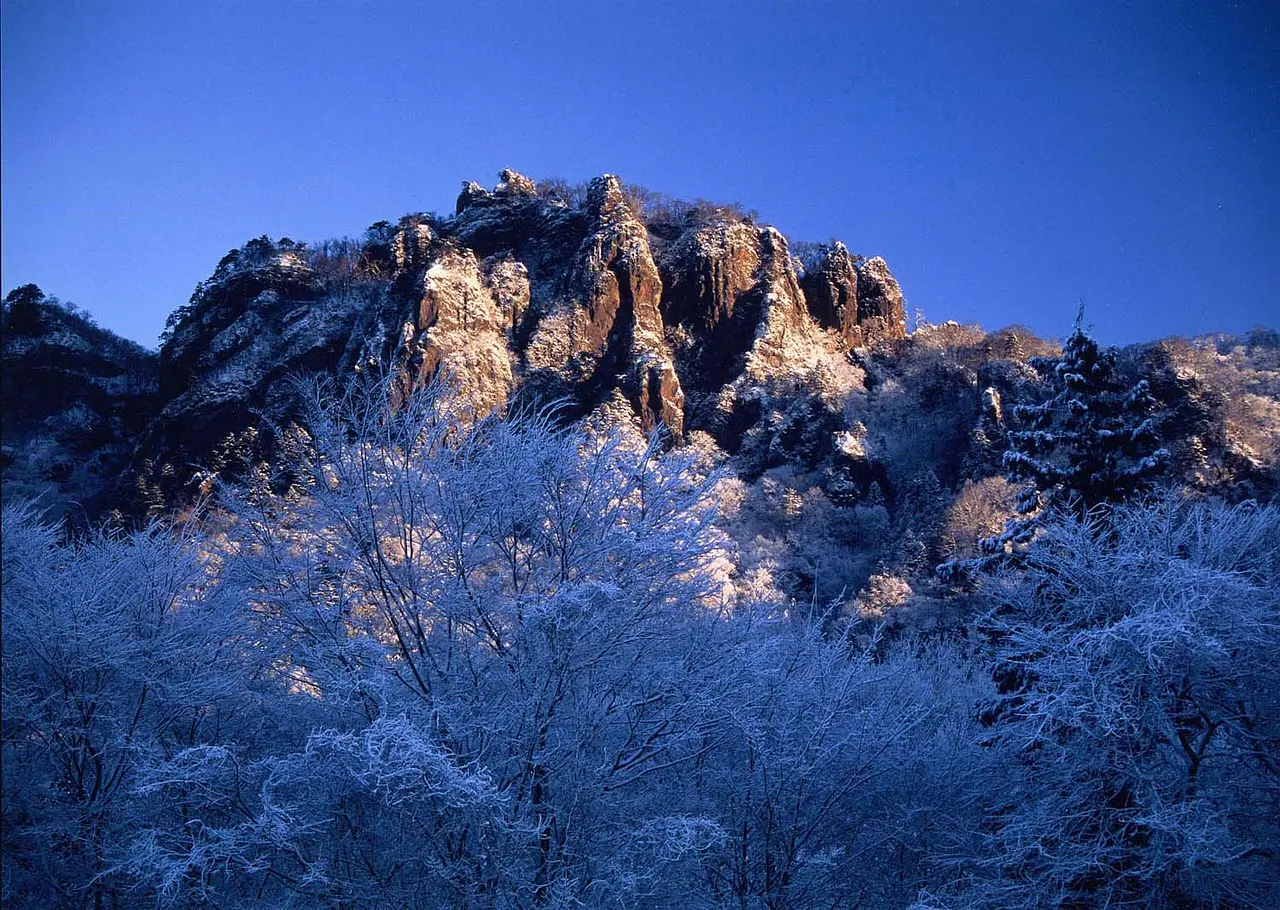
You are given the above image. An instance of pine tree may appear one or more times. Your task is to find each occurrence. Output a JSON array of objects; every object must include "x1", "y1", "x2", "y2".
[
  {"x1": 1006, "y1": 311, "x2": 1168, "y2": 514},
  {"x1": 941, "y1": 310, "x2": 1169, "y2": 579}
]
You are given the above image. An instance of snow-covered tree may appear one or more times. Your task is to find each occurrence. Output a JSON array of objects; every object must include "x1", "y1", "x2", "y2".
[
  {"x1": 0, "y1": 502, "x2": 259, "y2": 908},
  {"x1": 1, "y1": 371, "x2": 1005, "y2": 907},
  {"x1": 700, "y1": 624, "x2": 991, "y2": 908},
  {"x1": 1005, "y1": 313, "x2": 1168, "y2": 514},
  {"x1": 941, "y1": 312, "x2": 1169, "y2": 579},
  {"x1": 146, "y1": 374, "x2": 992, "y2": 908},
  {"x1": 946, "y1": 497, "x2": 1280, "y2": 908},
  {"x1": 153, "y1": 374, "x2": 740, "y2": 906}
]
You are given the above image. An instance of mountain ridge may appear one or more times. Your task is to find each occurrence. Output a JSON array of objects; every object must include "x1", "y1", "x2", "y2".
[{"x1": 3, "y1": 170, "x2": 1277, "y2": 528}]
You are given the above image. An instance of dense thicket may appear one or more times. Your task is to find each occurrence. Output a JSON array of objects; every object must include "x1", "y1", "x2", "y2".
[{"x1": 4, "y1": 370, "x2": 1277, "y2": 909}]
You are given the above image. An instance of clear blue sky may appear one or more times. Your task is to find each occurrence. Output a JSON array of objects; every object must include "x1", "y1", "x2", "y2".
[{"x1": 3, "y1": 1, "x2": 1276, "y2": 347}]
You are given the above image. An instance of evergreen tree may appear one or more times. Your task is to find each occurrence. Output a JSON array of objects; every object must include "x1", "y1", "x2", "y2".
[
  {"x1": 1006, "y1": 311, "x2": 1168, "y2": 515},
  {"x1": 941, "y1": 310, "x2": 1169, "y2": 578}
]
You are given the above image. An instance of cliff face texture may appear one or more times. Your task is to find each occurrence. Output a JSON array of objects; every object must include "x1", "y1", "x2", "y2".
[
  {"x1": 4, "y1": 171, "x2": 1278, "y2": 525},
  {"x1": 5, "y1": 170, "x2": 915, "y2": 515},
  {"x1": 799, "y1": 242, "x2": 908, "y2": 349},
  {"x1": 107, "y1": 170, "x2": 909, "y2": 511}
]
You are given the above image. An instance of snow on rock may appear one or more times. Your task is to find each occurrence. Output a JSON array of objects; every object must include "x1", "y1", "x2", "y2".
[
  {"x1": 853, "y1": 256, "x2": 908, "y2": 344},
  {"x1": 495, "y1": 168, "x2": 537, "y2": 197},
  {"x1": 58, "y1": 171, "x2": 918, "y2": 511},
  {"x1": 482, "y1": 254, "x2": 530, "y2": 335},
  {"x1": 742, "y1": 227, "x2": 821, "y2": 381},
  {"x1": 0, "y1": 288, "x2": 159, "y2": 520},
  {"x1": 405, "y1": 247, "x2": 513, "y2": 418},
  {"x1": 391, "y1": 222, "x2": 434, "y2": 272}
]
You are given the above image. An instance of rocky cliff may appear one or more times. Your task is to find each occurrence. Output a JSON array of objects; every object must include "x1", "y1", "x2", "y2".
[
  {"x1": 4, "y1": 170, "x2": 1277, "y2": 618},
  {"x1": 111, "y1": 170, "x2": 908, "y2": 511},
  {"x1": 799, "y1": 242, "x2": 908, "y2": 348},
  {"x1": 10, "y1": 169, "x2": 1277, "y2": 529}
]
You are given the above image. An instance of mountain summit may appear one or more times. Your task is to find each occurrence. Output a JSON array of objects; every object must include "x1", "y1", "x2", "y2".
[
  {"x1": 152, "y1": 171, "x2": 904, "y2": 458},
  {"x1": 11, "y1": 170, "x2": 908, "y2": 515},
  {"x1": 4, "y1": 170, "x2": 1276, "y2": 527}
]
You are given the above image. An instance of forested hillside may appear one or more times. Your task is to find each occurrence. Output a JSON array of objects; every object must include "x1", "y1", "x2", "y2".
[{"x1": 3, "y1": 171, "x2": 1278, "y2": 908}]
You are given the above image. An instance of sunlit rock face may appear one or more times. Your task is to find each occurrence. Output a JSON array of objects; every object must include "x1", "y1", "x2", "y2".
[
  {"x1": 659, "y1": 222, "x2": 812, "y2": 390},
  {"x1": 427, "y1": 172, "x2": 896, "y2": 447},
  {"x1": 13, "y1": 169, "x2": 1277, "y2": 528},
  {"x1": 563, "y1": 175, "x2": 683, "y2": 437},
  {"x1": 655, "y1": 218, "x2": 869, "y2": 460},
  {"x1": 11, "y1": 170, "x2": 912, "y2": 511},
  {"x1": 390, "y1": 221, "x2": 434, "y2": 273},
  {"x1": 482, "y1": 254, "x2": 530, "y2": 336},
  {"x1": 401, "y1": 246, "x2": 513, "y2": 418},
  {"x1": 569, "y1": 174, "x2": 666, "y2": 360},
  {"x1": 854, "y1": 256, "x2": 909, "y2": 345},
  {"x1": 799, "y1": 242, "x2": 907, "y2": 348},
  {"x1": 433, "y1": 172, "x2": 690, "y2": 436}
]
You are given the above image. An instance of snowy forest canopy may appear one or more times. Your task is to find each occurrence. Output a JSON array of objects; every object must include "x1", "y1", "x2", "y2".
[{"x1": 3, "y1": 322, "x2": 1280, "y2": 909}]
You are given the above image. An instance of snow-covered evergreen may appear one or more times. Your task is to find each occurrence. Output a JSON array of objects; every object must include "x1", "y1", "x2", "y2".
[
  {"x1": 940, "y1": 312, "x2": 1171, "y2": 580},
  {"x1": 1004, "y1": 310, "x2": 1169, "y2": 515}
]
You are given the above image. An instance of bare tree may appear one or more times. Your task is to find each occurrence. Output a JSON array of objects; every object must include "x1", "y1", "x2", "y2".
[{"x1": 1, "y1": 502, "x2": 254, "y2": 908}]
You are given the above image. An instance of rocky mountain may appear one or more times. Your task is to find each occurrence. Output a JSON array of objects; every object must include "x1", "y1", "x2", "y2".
[
  {"x1": 4, "y1": 170, "x2": 1276, "y2": 537},
  {"x1": 113, "y1": 170, "x2": 906, "y2": 513},
  {"x1": 6, "y1": 174, "x2": 1280, "y2": 910}
]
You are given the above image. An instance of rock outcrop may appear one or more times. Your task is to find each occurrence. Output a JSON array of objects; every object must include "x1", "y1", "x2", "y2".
[
  {"x1": 855, "y1": 256, "x2": 909, "y2": 344},
  {"x1": 138, "y1": 240, "x2": 365, "y2": 497},
  {"x1": 448, "y1": 172, "x2": 689, "y2": 436},
  {"x1": 659, "y1": 222, "x2": 803, "y2": 393},
  {"x1": 400, "y1": 246, "x2": 513, "y2": 417},
  {"x1": 800, "y1": 243, "x2": 907, "y2": 347},
  {"x1": 656, "y1": 219, "x2": 868, "y2": 461},
  {"x1": 1, "y1": 285, "x2": 159, "y2": 520},
  {"x1": 564, "y1": 175, "x2": 682, "y2": 436},
  {"x1": 8, "y1": 170, "x2": 914, "y2": 512},
  {"x1": 801, "y1": 241, "x2": 861, "y2": 346},
  {"x1": 742, "y1": 227, "x2": 818, "y2": 379},
  {"x1": 483, "y1": 254, "x2": 530, "y2": 335}
]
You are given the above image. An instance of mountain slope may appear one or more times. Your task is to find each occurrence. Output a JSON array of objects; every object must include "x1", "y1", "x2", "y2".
[
  {"x1": 3, "y1": 170, "x2": 1276, "y2": 547},
  {"x1": 1, "y1": 285, "x2": 159, "y2": 522}
]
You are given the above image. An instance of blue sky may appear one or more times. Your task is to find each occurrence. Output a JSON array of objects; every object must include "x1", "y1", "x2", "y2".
[{"x1": 2, "y1": 0, "x2": 1276, "y2": 347}]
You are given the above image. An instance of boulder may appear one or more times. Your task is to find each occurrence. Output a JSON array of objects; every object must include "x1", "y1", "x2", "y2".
[{"x1": 496, "y1": 168, "x2": 537, "y2": 196}]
